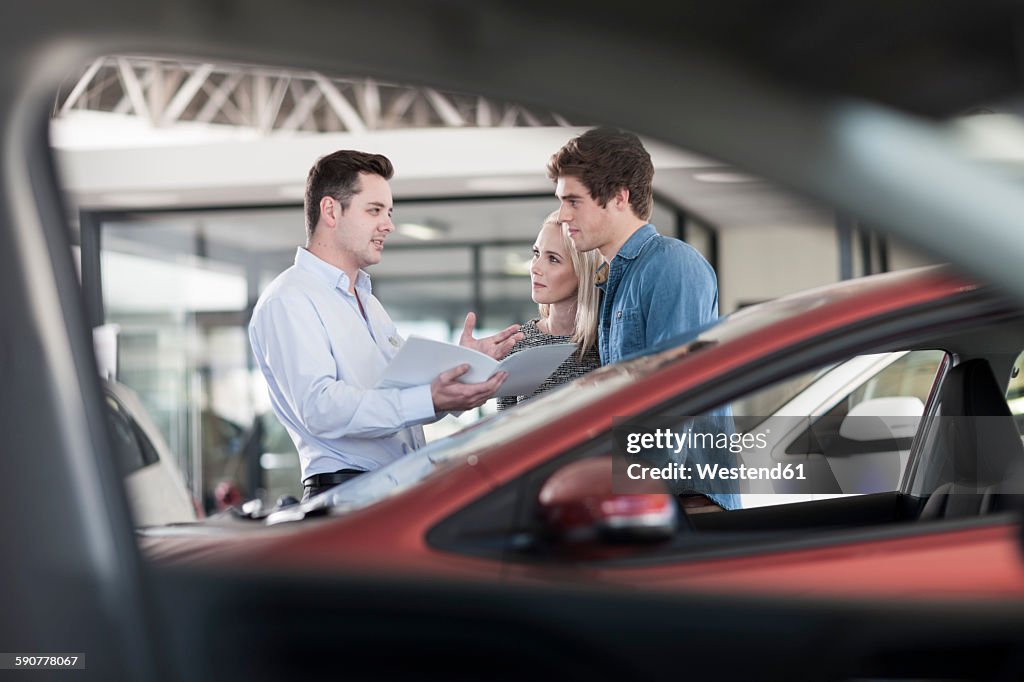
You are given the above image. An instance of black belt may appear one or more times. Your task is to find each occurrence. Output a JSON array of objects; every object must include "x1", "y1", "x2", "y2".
[{"x1": 303, "y1": 469, "x2": 366, "y2": 488}]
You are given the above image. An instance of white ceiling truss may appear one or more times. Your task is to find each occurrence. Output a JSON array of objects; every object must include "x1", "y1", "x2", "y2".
[{"x1": 53, "y1": 56, "x2": 576, "y2": 134}]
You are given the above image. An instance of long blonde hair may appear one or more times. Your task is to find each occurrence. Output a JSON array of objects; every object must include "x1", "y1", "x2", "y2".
[{"x1": 537, "y1": 211, "x2": 603, "y2": 359}]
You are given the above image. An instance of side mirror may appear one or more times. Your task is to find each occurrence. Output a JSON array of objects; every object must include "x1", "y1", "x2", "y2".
[
  {"x1": 537, "y1": 456, "x2": 677, "y2": 544},
  {"x1": 839, "y1": 396, "x2": 924, "y2": 441}
]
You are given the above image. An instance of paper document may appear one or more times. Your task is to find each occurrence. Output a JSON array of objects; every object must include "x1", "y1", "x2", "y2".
[{"x1": 376, "y1": 336, "x2": 577, "y2": 397}]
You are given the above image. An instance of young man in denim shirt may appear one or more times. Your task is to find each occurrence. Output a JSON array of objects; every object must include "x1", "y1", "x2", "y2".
[{"x1": 547, "y1": 127, "x2": 738, "y2": 511}]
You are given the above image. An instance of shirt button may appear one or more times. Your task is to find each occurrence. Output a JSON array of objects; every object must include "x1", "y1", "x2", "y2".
[{"x1": 616, "y1": 311, "x2": 623, "y2": 319}]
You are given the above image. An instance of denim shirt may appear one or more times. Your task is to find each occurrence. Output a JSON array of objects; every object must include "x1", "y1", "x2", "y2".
[
  {"x1": 596, "y1": 224, "x2": 718, "y2": 365},
  {"x1": 598, "y1": 224, "x2": 740, "y2": 509}
]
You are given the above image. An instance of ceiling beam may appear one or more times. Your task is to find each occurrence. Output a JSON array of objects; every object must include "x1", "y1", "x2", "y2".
[{"x1": 312, "y1": 73, "x2": 367, "y2": 133}]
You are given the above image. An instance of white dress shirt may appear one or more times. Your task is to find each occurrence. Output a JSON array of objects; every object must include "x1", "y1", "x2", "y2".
[{"x1": 249, "y1": 247, "x2": 437, "y2": 479}]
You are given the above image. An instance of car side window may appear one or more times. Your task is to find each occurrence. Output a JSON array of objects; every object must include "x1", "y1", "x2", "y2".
[
  {"x1": 727, "y1": 350, "x2": 945, "y2": 508},
  {"x1": 824, "y1": 350, "x2": 943, "y2": 421},
  {"x1": 730, "y1": 365, "x2": 833, "y2": 428},
  {"x1": 787, "y1": 350, "x2": 945, "y2": 454}
]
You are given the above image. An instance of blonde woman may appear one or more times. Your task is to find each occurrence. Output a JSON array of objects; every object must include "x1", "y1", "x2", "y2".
[{"x1": 497, "y1": 211, "x2": 603, "y2": 409}]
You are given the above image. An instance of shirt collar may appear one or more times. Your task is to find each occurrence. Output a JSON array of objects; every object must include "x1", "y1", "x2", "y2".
[
  {"x1": 294, "y1": 247, "x2": 372, "y2": 295},
  {"x1": 596, "y1": 224, "x2": 656, "y2": 289},
  {"x1": 614, "y1": 223, "x2": 658, "y2": 261}
]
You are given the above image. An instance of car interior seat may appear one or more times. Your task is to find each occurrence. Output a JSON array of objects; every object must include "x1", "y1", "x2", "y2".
[{"x1": 919, "y1": 359, "x2": 1024, "y2": 519}]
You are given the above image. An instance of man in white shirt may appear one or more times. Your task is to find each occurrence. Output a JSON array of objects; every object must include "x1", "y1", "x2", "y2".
[{"x1": 249, "y1": 150, "x2": 522, "y2": 500}]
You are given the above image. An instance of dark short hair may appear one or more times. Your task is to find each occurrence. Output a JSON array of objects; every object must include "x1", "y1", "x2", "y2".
[
  {"x1": 546, "y1": 127, "x2": 654, "y2": 220},
  {"x1": 305, "y1": 150, "x2": 394, "y2": 238}
]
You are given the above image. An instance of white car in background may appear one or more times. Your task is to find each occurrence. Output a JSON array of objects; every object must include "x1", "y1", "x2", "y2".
[{"x1": 103, "y1": 380, "x2": 198, "y2": 526}]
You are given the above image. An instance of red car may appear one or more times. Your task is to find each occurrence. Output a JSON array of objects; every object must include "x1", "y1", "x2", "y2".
[{"x1": 141, "y1": 265, "x2": 1024, "y2": 601}]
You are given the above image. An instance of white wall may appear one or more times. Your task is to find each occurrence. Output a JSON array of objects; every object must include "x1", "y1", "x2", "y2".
[{"x1": 718, "y1": 224, "x2": 839, "y2": 313}]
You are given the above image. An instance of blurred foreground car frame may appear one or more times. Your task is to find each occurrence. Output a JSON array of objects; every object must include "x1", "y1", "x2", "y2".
[{"x1": 8, "y1": 1, "x2": 1024, "y2": 680}]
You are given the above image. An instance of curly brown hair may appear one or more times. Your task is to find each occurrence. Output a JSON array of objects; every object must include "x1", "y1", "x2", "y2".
[
  {"x1": 546, "y1": 127, "x2": 654, "y2": 220},
  {"x1": 305, "y1": 150, "x2": 394, "y2": 239}
]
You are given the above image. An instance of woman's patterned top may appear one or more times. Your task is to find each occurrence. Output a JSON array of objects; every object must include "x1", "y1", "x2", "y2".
[{"x1": 495, "y1": 318, "x2": 600, "y2": 410}]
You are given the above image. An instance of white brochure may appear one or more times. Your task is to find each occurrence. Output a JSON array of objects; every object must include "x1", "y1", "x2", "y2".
[{"x1": 376, "y1": 336, "x2": 577, "y2": 397}]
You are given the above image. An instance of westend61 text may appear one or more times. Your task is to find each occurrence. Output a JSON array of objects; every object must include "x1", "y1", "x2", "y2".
[
  {"x1": 624, "y1": 428, "x2": 769, "y2": 455},
  {"x1": 626, "y1": 462, "x2": 807, "y2": 481}
]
